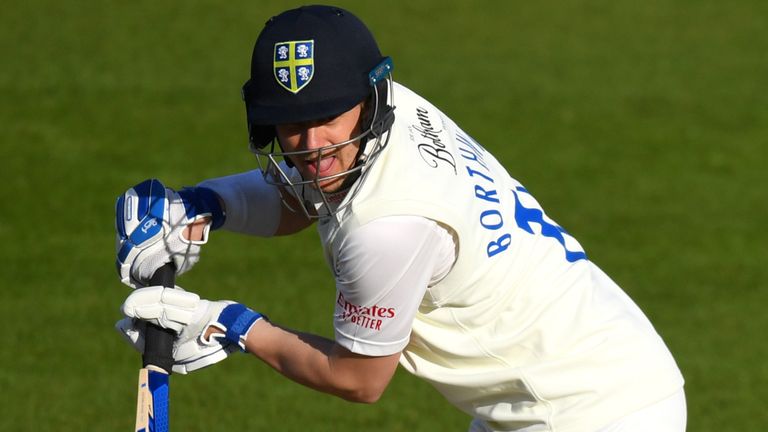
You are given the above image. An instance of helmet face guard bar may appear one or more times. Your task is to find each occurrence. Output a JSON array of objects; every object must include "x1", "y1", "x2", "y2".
[{"x1": 250, "y1": 57, "x2": 395, "y2": 219}]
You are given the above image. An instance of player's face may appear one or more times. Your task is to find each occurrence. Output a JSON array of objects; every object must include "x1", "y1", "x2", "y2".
[{"x1": 275, "y1": 103, "x2": 364, "y2": 193}]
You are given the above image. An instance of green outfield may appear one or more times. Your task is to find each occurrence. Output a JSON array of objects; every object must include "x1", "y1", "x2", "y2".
[{"x1": 1, "y1": 1, "x2": 766, "y2": 430}]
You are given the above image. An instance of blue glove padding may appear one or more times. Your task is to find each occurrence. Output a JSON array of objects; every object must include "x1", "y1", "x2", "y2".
[
  {"x1": 176, "y1": 186, "x2": 226, "y2": 230},
  {"x1": 115, "y1": 179, "x2": 225, "y2": 288}
]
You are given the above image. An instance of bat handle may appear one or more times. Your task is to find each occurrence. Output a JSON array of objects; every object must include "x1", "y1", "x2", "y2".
[{"x1": 142, "y1": 262, "x2": 176, "y2": 373}]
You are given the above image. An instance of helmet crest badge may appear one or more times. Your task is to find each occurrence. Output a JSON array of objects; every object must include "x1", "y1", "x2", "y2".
[{"x1": 273, "y1": 40, "x2": 315, "y2": 94}]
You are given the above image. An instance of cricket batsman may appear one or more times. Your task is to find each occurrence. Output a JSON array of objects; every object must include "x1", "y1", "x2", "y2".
[{"x1": 115, "y1": 5, "x2": 686, "y2": 431}]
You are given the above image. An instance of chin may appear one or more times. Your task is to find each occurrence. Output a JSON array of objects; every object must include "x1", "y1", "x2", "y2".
[{"x1": 317, "y1": 177, "x2": 347, "y2": 194}]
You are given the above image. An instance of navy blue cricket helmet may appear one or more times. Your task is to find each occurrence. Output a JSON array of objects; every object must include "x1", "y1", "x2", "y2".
[{"x1": 242, "y1": 5, "x2": 391, "y2": 149}]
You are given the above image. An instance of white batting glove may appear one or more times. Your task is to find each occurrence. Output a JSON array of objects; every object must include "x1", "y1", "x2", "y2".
[
  {"x1": 116, "y1": 286, "x2": 265, "y2": 374},
  {"x1": 115, "y1": 179, "x2": 224, "y2": 288}
]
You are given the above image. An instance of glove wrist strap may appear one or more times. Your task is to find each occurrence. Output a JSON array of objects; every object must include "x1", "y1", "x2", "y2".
[
  {"x1": 178, "y1": 186, "x2": 226, "y2": 230},
  {"x1": 217, "y1": 304, "x2": 265, "y2": 351}
]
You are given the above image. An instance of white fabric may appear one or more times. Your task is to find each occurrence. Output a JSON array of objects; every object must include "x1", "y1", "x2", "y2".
[
  {"x1": 594, "y1": 388, "x2": 687, "y2": 432},
  {"x1": 314, "y1": 82, "x2": 685, "y2": 431},
  {"x1": 117, "y1": 286, "x2": 239, "y2": 374},
  {"x1": 121, "y1": 286, "x2": 202, "y2": 333},
  {"x1": 467, "y1": 389, "x2": 686, "y2": 432},
  {"x1": 197, "y1": 168, "x2": 282, "y2": 237},
  {"x1": 117, "y1": 187, "x2": 211, "y2": 288},
  {"x1": 330, "y1": 215, "x2": 456, "y2": 356}
]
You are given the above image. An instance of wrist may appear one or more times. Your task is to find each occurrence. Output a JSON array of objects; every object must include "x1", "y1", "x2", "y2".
[
  {"x1": 183, "y1": 218, "x2": 211, "y2": 242},
  {"x1": 205, "y1": 317, "x2": 268, "y2": 346}
]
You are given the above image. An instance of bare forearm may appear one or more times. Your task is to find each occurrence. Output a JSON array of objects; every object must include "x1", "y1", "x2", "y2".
[
  {"x1": 243, "y1": 319, "x2": 397, "y2": 403},
  {"x1": 245, "y1": 320, "x2": 336, "y2": 394}
]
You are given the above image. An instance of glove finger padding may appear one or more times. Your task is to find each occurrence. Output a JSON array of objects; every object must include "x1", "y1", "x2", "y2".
[
  {"x1": 115, "y1": 317, "x2": 146, "y2": 353},
  {"x1": 115, "y1": 316, "x2": 239, "y2": 375},
  {"x1": 117, "y1": 290, "x2": 242, "y2": 375},
  {"x1": 121, "y1": 286, "x2": 200, "y2": 333}
]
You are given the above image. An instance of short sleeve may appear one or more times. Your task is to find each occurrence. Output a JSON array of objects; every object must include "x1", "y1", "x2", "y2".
[{"x1": 333, "y1": 215, "x2": 456, "y2": 356}]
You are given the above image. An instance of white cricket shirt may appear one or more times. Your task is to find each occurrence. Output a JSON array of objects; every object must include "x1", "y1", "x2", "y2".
[
  {"x1": 202, "y1": 82, "x2": 685, "y2": 432},
  {"x1": 314, "y1": 83, "x2": 684, "y2": 432}
]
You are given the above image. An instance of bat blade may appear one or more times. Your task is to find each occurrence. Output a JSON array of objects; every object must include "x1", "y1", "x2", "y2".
[
  {"x1": 135, "y1": 367, "x2": 170, "y2": 432},
  {"x1": 133, "y1": 263, "x2": 176, "y2": 432}
]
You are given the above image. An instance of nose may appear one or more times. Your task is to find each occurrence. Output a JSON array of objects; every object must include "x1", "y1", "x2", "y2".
[{"x1": 301, "y1": 125, "x2": 324, "y2": 152}]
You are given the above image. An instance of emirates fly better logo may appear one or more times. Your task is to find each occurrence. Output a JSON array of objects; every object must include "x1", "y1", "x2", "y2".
[
  {"x1": 273, "y1": 40, "x2": 314, "y2": 93},
  {"x1": 336, "y1": 293, "x2": 396, "y2": 331}
]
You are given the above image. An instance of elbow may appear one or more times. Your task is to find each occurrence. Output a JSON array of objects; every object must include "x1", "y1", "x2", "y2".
[
  {"x1": 346, "y1": 391, "x2": 383, "y2": 405},
  {"x1": 340, "y1": 383, "x2": 386, "y2": 404},
  {"x1": 326, "y1": 345, "x2": 399, "y2": 404}
]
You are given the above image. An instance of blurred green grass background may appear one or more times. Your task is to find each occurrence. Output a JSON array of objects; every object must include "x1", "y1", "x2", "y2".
[{"x1": 1, "y1": 1, "x2": 766, "y2": 430}]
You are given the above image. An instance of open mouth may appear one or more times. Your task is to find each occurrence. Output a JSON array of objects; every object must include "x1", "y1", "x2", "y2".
[{"x1": 305, "y1": 155, "x2": 336, "y2": 177}]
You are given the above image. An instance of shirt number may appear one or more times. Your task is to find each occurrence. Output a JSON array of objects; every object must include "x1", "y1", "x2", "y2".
[{"x1": 512, "y1": 186, "x2": 587, "y2": 263}]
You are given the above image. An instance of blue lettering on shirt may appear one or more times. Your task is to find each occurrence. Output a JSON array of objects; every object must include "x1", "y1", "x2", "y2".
[
  {"x1": 456, "y1": 131, "x2": 511, "y2": 257},
  {"x1": 456, "y1": 130, "x2": 587, "y2": 263},
  {"x1": 512, "y1": 186, "x2": 587, "y2": 262}
]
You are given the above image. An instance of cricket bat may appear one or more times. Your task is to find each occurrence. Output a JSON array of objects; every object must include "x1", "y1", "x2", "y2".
[{"x1": 134, "y1": 263, "x2": 176, "y2": 432}]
